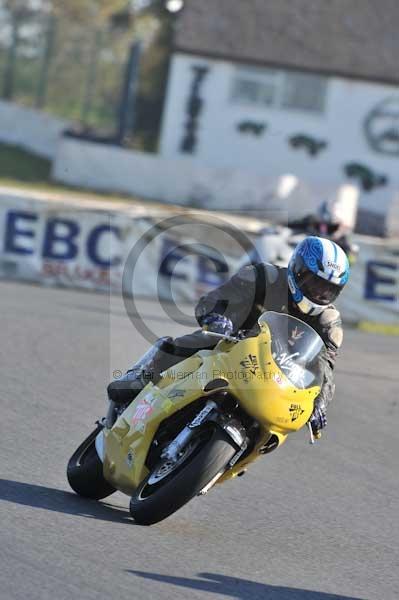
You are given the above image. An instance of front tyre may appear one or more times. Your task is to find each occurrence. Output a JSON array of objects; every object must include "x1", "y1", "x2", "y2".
[
  {"x1": 130, "y1": 426, "x2": 237, "y2": 525},
  {"x1": 67, "y1": 425, "x2": 116, "y2": 500}
]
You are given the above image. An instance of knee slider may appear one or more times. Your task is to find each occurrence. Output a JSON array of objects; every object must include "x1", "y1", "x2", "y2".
[{"x1": 107, "y1": 377, "x2": 139, "y2": 404}]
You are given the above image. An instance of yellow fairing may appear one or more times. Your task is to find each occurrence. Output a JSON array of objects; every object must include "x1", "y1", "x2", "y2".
[
  {"x1": 103, "y1": 321, "x2": 320, "y2": 494},
  {"x1": 216, "y1": 332, "x2": 319, "y2": 433},
  {"x1": 103, "y1": 353, "x2": 216, "y2": 495}
]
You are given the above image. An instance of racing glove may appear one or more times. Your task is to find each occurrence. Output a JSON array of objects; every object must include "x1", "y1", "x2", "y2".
[
  {"x1": 201, "y1": 313, "x2": 234, "y2": 336},
  {"x1": 309, "y1": 401, "x2": 327, "y2": 438}
]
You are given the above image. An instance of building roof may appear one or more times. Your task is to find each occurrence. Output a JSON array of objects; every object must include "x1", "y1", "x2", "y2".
[{"x1": 174, "y1": 0, "x2": 399, "y2": 85}]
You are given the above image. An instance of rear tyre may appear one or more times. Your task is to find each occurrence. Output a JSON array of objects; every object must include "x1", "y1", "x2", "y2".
[
  {"x1": 129, "y1": 426, "x2": 237, "y2": 525},
  {"x1": 67, "y1": 426, "x2": 116, "y2": 500}
]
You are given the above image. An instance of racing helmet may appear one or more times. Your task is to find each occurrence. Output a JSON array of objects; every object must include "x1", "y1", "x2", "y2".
[
  {"x1": 288, "y1": 236, "x2": 349, "y2": 315},
  {"x1": 317, "y1": 201, "x2": 341, "y2": 235}
]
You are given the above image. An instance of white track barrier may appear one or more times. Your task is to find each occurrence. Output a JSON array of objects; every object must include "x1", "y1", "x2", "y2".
[
  {"x1": 0, "y1": 188, "x2": 397, "y2": 328},
  {"x1": 52, "y1": 137, "x2": 360, "y2": 227},
  {"x1": 0, "y1": 101, "x2": 69, "y2": 159},
  {"x1": 337, "y1": 236, "x2": 399, "y2": 329}
]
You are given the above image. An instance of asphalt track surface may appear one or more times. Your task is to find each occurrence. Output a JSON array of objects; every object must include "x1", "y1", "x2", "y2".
[{"x1": 0, "y1": 280, "x2": 398, "y2": 600}]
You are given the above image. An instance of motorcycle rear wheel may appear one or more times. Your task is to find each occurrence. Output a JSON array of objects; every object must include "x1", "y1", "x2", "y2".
[
  {"x1": 129, "y1": 426, "x2": 237, "y2": 525},
  {"x1": 67, "y1": 426, "x2": 116, "y2": 500}
]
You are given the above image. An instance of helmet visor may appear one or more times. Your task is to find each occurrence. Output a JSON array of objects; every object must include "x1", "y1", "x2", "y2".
[{"x1": 297, "y1": 270, "x2": 341, "y2": 305}]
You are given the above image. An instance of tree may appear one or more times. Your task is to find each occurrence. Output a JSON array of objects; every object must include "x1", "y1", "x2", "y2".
[
  {"x1": 0, "y1": 0, "x2": 180, "y2": 147},
  {"x1": 47, "y1": 0, "x2": 131, "y2": 26},
  {"x1": 133, "y1": 0, "x2": 177, "y2": 150},
  {"x1": 1, "y1": 1, "x2": 35, "y2": 99}
]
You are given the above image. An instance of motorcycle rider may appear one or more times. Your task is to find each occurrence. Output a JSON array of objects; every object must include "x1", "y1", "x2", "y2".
[
  {"x1": 108, "y1": 236, "x2": 349, "y2": 437},
  {"x1": 290, "y1": 201, "x2": 357, "y2": 262}
]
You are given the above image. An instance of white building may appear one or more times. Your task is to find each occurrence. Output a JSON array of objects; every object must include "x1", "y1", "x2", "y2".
[{"x1": 160, "y1": 0, "x2": 399, "y2": 235}]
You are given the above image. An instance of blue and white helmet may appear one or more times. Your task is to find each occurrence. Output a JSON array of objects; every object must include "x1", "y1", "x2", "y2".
[{"x1": 288, "y1": 236, "x2": 350, "y2": 316}]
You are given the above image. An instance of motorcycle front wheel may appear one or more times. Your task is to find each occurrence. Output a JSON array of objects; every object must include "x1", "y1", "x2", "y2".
[
  {"x1": 129, "y1": 426, "x2": 237, "y2": 525},
  {"x1": 67, "y1": 425, "x2": 116, "y2": 500}
]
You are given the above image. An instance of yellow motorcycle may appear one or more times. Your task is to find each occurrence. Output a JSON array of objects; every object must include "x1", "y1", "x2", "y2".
[{"x1": 67, "y1": 312, "x2": 324, "y2": 525}]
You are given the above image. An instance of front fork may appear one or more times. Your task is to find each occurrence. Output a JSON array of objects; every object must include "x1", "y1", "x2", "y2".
[{"x1": 161, "y1": 400, "x2": 248, "y2": 464}]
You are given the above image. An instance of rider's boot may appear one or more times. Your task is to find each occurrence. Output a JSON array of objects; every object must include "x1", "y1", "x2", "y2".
[{"x1": 107, "y1": 337, "x2": 175, "y2": 407}]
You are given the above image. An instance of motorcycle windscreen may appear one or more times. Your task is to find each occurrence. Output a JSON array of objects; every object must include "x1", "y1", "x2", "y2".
[{"x1": 258, "y1": 311, "x2": 324, "y2": 390}]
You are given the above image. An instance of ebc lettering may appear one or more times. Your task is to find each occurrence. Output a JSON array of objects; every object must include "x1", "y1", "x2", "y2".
[
  {"x1": 87, "y1": 224, "x2": 122, "y2": 267},
  {"x1": 5, "y1": 210, "x2": 122, "y2": 269},
  {"x1": 159, "y1": 238, "x2": 188, "y2": 280},
  {"x1": 43, "y1": 218, "x2": 80, "y2": 260},
  {"x1": 365, "y1": 260, "x2": 397, "y2": 302},
  {"x1": 189, "y1": 404, "x2": 214, "y2": 428},
  {"x1": 159, "y1": 237, "x2": 228, "y2": 287},
  {"x1": 198, "y1": 254, "x2": 228, "y2": 287},
  {"x1": 4, "y1": 211, "x2": 38, "y2": 255}
]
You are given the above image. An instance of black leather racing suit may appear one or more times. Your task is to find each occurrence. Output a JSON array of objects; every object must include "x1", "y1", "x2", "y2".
[
  {"x1": 193, "y1": 263, "x2": 343, "y2": 411},
  {"x1": 108, "y1": 263, "x2": 343, "y2": 411}
]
